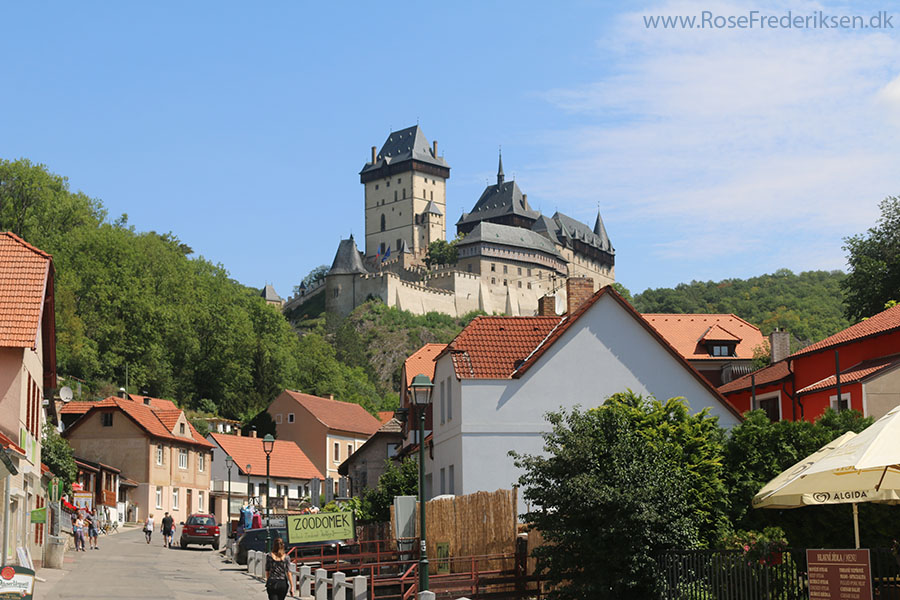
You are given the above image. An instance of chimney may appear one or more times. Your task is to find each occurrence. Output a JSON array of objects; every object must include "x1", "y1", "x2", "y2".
[
  {"x1": 250, "y1": 430, "x2": 258, "y2": 438},
  {"x1": 769, "y1": 328, "x2": 790, "y2": 364},
  {"x1": 432, "y1": 140, "x2": 437, "y2": 157},
  {"x1": 371, "y1": 146, "x2": 377, "y2": 164},
  {"x1": 143, "y1": 397, "x2": 151, "y2": 406},
  {"x1": 119, "y1": 388, "x2": 128, "y2": 399},
  {"x1": 328, "y1": 394, "x2": 335, "y2": 401},
  {"x1": 538, "y1": 295, "x2": 557, "y2": 317},
  {"x1": 566, "y1": 277, "x2": 594, "y2": 315},
  {"x1": 522, "y1": 193, "x2": 527, "y2": 204}
]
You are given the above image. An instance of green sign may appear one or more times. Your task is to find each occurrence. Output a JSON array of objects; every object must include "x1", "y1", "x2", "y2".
[
  {"x1": 50, "y1": 478, "x2": 62, "y2": 502},
  {"x1": 0, "y1": 565, "x2": 34, "y2": 599},
  {"x1": 30, "y1": 508, "x2": 46, "y2": 524},
  {"x1": 286, "y1": 512, "x2": 355, "y2": 544}
]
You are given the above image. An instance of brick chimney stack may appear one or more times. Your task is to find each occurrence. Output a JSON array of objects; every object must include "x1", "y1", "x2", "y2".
[
  {"x1": 769, "y1": 328, "x2": 790, "y2": 364},
  {"x1": 250, "y1": 430, "x2": 258, "y2": 438},
  {"x1": 371, "y1": 146, "x2": 376, "y2": 164},
  {"x1": 566, "y1": 277, "x2": 594, "y2": 314},
  {"x1": 538, "y1": 295, "x2": 557, "y2": 317}
]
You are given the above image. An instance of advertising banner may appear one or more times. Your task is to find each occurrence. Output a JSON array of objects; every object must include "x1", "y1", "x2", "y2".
[
  {"x1": 29, "y1": 507, "x2": 46, "y2": 524},
  {"x1": 286, "y1": 512, "x2": 354, "y2": 544},
  {"x1": 0, "y1": 565, "x2": 35, "y2": 599}
]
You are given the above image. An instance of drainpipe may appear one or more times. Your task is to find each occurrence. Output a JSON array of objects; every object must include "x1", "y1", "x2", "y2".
[
  {"x1": 2, "y1": 473, "x2": 9, "y2": 566},
  {"x1": 791, "y1": 360, "x2": 803, "y2": 420},
  {"x1": 835, "y1": 350, "x2": 842, "y2": 410},
  {"x1": 751, "y1": 373, "x2": 756, "y2": 411}
]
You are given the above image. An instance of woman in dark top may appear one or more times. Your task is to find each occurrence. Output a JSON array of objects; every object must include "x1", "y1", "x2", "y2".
[{"x1": 265, "y1": 537, "x2": 294, "y2": 600}]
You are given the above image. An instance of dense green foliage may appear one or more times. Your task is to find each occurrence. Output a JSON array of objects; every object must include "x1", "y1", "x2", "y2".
[
  {"x1": 513, "y1": 402, "x2": 700, "y2": 599},
  {"x1": 424, "y1": 238, "x2": 458, "y2": 266},
  {"x1": 359, "y1": 458, "x2": 419, "y2": 522},
  {"x1": 841, "y1": 196, "x2": 900, "y2": 321},
  {"x1": 41, "y1": 423, "x2": 78, "y2": 494},
  {"x1": 633, "y1": 269, "x2": 849, "y2": 347}
]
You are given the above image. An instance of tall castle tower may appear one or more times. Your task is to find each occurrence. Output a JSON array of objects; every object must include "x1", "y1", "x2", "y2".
[{"x1": 359, "y1": 126, "x2": 450, "y2": 259}]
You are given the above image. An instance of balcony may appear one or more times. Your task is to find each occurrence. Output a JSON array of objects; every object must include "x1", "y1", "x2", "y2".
[{"x1": 211, "y1": 480, "x2": 248, "y2": 495}]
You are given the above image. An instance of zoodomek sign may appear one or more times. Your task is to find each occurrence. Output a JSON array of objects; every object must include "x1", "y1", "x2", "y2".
[{"x1": 286, "y1": 512, "x2": 354, "y2": 544}]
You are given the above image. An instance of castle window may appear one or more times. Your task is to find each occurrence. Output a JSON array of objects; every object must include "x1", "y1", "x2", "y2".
[
  {"x1": 467, "y1": 264, "x2": 472, "y2": 272},
  {"x1": 430, "y1": 191, "x2": 434, "y2": 200},
  {"x1": 518, "y1": 267, "x2": 522, "y2": 275},
  {"x1": 402, "y1": 189, "x2": 406, "y2": 199},
  {"x1": 527, "y1": 282, "x2": 532, "y2": 289},
  {"x1": 504, "y1": 279, "x2": 508, "y2": 286},
  {"x1": 503, "y1": 265, "x2": 508, "y2": 274},
  {"x1": 380, "y1": 242, "x2": 386, "y2": 255},
  {"x1": 517, "y1": 281, "x2": 522, "y2": 288},
  {"x1": 375, "y1": 184, "x2": 379, "y2": 190},
  {"x1": 394, "y1": 191, "x2": 397, "y2": 201},
  {"x1": 333, "y1": 287, "x2": 339, "y2": 298},
  {"x1": 528, "y1": 269, "x2": 532, "y2": 277},
  {"x1": 386, "y1": 180, "x2": 390, "y2": 187},
  {"x1": 397, "y1": 178, "x2": 401, "y2": 183},
  {"x1": 381, "y1": 214, "x2": 386, "y2": 232},
  {"x1": 491, "y1": 263, "x2": 496, "y2": 272},
  {"x1": 491, "y1": 277, "x2": 496, "y2": 284},
  {"x1": 396, "y1": 239, "x2": 401, "y2": 251}
]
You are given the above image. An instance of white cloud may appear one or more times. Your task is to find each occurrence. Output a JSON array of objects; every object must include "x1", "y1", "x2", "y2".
[{"x1": 527, "y1": 0, "x2": 900, "y2": 287}]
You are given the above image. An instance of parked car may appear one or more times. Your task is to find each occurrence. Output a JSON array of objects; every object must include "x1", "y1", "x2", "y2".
[
  {"x1": 179, "y1": 513, "x2": 220, "y2": 550},
  {"x1": 234, "y1": 527, "x2": 349, "y2": 565}
]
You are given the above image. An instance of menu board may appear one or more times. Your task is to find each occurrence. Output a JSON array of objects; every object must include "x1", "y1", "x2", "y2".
[{"x1": 807, "y1": 549, "x2": 872, "y2": 600}]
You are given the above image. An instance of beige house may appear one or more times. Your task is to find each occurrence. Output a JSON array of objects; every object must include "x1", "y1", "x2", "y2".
[
  {"x1": 0, "y1": 232, "x2": 57, "y2": 568},
  {"x1": 63, "y1": 397, "x2": 213, "y2": 523},
  {"x1": 267, "y1": 390, "x2": 382, "y2": 494},
  {"x1": 338, "y1": 417, "x2": 403, "y2": 496}
]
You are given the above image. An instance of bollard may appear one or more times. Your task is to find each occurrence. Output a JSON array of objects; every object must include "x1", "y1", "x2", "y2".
[
  {"x1": 314, "y1": 568, "x2": 328, "y2": 600},
  {"x1": 255, "y1": 553, "x2": 265, "y2": 579},
  {"x1": 299, "y1": 565, "x2": 312, "y2": 598},
  {"x1": 247, "y1": 550, "x2": 255, "y2": 573},
  {"x1": 351, "y1": 575, "x2": 366, "y2": 600},
  {"x1": 417, "y1": 592, "x2": 436, "y2": 600},
  {"x1": 333, "y1": 572, "x2": 346, "y2": 600}
]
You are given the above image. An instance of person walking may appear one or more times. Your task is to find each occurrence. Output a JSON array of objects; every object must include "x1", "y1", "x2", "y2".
[
  {"x1": 73, "y1": 514, "x2": 86, "y2": 551},
  {"x1": 264, "y1": 537, "x2": 294, "y2": 600},
  {"x1": 144, "y1": 514, "x2": 154, "y2": 544},
  {"x1": 86, "y1": 509, "x2": 100, "y2": 549},
  {"x1": 161, "y1": 512, "x2": 175, "y2": 548}
]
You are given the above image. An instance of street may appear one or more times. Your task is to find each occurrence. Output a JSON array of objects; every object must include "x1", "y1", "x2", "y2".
[{"x1": 36, "y1": 527, "x2": 270, "y2": 600}]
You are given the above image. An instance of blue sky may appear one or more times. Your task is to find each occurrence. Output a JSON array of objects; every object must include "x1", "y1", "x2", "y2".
[{"x1": 3, "y1": 1, "x2": 899, "y2": 299}]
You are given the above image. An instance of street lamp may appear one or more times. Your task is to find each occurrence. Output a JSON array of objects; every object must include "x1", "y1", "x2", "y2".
[
  {"x1": 245, "y1": 463, "x2": 252, "y2": 507},
  {"x1": 224, "y1": 456, "x2": 233, "y2": 539},
  {"x1": 409, "y1": 373, "x2": 434, "y2": 592},
  {"x1": 262, "y1": 433, "x2": 275, "y2": 553}
]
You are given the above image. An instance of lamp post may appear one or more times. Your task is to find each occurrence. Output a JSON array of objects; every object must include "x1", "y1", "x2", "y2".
[
  {"x1": 245, "y1": 463, "x2": 252, "y2": 507},
  {"x1": 225, "y1": 456, "x2": 233, "y2": 539},
  {"x1": 409, "y1": 373, "x2": 434, "y2": 592},
  {"x1": 262, "y1": 434, "x2": 275, "y2": 553}
]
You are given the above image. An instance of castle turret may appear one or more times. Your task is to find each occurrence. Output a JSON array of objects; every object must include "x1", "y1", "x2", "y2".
[{"x1": 325, "y1": 235, "x2": 369, "y2": 317}]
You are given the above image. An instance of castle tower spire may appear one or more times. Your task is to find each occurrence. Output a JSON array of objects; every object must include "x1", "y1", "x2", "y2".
[{"x1": 497, "y1": 148, "x2": 505, "y2": 186}]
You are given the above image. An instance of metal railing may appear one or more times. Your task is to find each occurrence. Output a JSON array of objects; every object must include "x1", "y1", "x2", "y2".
[{"x1": 658, "y1": 548, "x2": 900, "y2": 600}]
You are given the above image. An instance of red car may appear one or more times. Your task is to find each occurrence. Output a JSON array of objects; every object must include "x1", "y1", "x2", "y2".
[{"x1": 179, "y1": 513, "x2": 220, "y2": 550}]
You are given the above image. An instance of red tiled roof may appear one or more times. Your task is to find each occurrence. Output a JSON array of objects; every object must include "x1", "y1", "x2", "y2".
[
  {"x1": 0, "y1": 232, "x2": 52, "y2": 348},
  {"x1": 209, "y1": 433, "x2": 322, "y2": 480},
  {"x1": 0, "y1": 431, "x2": 25, "y2": 455},
  {"x1": 643, "y1": 314, "x2": 764, "y2": 361},
  {"x1": 377, "y1": 411, "x2": 395, "y2": 426},
  {"x1": 718, "y1": 360, "x2": 791, "y2": 394},
  {"x1": 60, "y1": 401, "x2": 98, "y2": 415},
  {"x1": 403, "y1": 344, "x2": 447, "y2": 388},
  {"x1": 282, "y1": 391, "x2": 381, "y2": 436},
  {"x1": 792, "y1": 303, "x2": 900, "y2": 357},
  {"x1": 440, "y1": 317, "x2": 559, "y2": 379},
  {"x1": 127, "y1": 394, "x2": 179, "y2": 412},
  {"x1": 796, "y1": 355, "x2": 900, "y2": 394}
]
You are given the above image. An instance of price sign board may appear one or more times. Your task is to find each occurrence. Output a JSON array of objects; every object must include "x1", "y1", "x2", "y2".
[{"x1": 807, "y1": 549, "x2": 872, "y2": 600}]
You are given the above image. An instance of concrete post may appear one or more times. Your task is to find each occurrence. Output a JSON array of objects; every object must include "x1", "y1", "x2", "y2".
[
  {"x1": 315, "y1": 568, "x2": 328, "y2": 600},
  {"x1": 417, "y1": 592, "x2": 436, "y2": 600},
  {"x1": 299, "y1": 565, "x2": 312, "y2": 597},
  {"x1": 351, "y1": 576, "x2": 367, "y2": 600},
  {"x1": 333, "y1": 572, "x2": 346, "y2": 600}
]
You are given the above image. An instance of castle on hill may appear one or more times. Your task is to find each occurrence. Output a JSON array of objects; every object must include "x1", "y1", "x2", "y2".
[{"x1": 284, "y1": 125, "x2": 615, "y2": 320}]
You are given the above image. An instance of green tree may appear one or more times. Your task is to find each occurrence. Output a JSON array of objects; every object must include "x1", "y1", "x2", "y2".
[
  {"x1": 294, "y1": 264, "x2": 329, "y2": 294},
  {"x1": 841, "y1": 196, "x2": 900, "y2": 321},
  {"x1": 41, "y1": 423, "x2": 78, "y2": 494},
  {"x1": 512, "y1": 406, "x2": 699, "y2": 599},
  {"x1": 424, "y1": 239, "x2": 458, "y2": 266},
  {"x1": 359, "y1": 458, "x2": 419, "y2": 522}
]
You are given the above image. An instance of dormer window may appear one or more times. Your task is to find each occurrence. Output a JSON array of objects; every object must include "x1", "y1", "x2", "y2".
[
  {"x1": 179, "y1": 423, "x2": 185, "y2": 435},
  {"x1": 709, "y1": 344, "x2": 734, "y2": 357}
]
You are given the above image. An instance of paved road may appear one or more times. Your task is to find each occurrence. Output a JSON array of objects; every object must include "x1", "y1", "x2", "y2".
[{"x1": 37, "y1": 527, "x2": 272, "y2": 600}]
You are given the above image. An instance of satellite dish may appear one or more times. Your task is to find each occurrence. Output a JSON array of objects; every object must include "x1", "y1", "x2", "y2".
[{"x1": 60, "y1": 386, "x2": 73, "y2": 403}]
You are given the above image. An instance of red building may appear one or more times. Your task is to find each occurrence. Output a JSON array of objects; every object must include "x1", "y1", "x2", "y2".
[{"x1": 720, "y1": 304, "x2": 900, "y2": 421}]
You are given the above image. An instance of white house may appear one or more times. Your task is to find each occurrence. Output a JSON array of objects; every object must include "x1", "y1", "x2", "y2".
[{"x1": 424, "y1": 278, "x2": 743, "y2": 510}]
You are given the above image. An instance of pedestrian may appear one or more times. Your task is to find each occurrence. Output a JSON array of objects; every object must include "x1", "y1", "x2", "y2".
[
  {"x1": 161, "y1": 512, "x2": 175, "y2": 548},
  {"x1": 73, "y1": 514, "x2": 86, "y2": 551},
  {"x1": 264, "y1": 537, "x2": 294, "y2": 600},
  {"x1": 251, "y1": 506, "x2": 263, "y2": 530},
  {"x1": 86, "y1": 509, "x2": 100, "y2": 549},
  {"x1": 144, "y1": 514, "x2": 154, "y2": 544}
]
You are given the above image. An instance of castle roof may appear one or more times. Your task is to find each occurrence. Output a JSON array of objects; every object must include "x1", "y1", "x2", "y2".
[
  {"x1": 456, "y1": 221, "x2": 563, "y2": 258},
  {"x1": 261, "y1": 284, "x2": 283, "y2": 303},
  {"x1": 551, "y1": 212, "x2": 614, "y2": 254},
  {"x1": 457, "y1": 179, "x2": 540, "y2": 228},
  {"x1": 360, "y1": 125, "x2": 449, "y2": 175},
  {"x1": 424, "y1": 200, "x2": 443, "y2": 215},
  {"x1": 328, "y1": 236, "x2": 368, "y2": 275}
]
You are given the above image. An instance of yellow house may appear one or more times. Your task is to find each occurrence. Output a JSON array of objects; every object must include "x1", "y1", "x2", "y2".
[
  {"x1": 0, "y1": 232, "x2": 57, "y2": 568},
  {"x1": 267, "y1": 391, "x2": 382, "y2": 494},
  {"x1": 63, "y1": 397, "x2": 213, "y2": 524}
]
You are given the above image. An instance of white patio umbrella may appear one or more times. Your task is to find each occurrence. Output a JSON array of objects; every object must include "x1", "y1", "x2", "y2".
[{"x1": 753, "y1": 404, "x2": 900, "y2": 548}]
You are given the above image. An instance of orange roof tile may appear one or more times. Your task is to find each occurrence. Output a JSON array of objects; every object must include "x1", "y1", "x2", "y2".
[
  {"x1": 643, "y1": 314, "x2": 764, "y2": 361},
  {"x1": 209, "y1": 433, "x2": 322, "y2": 480},
  {"x1": 60, "y1": 401, "x2": 98, "y2": 415},
  {"x1": 441, "y1": 317, "x2": 559, "y2": 379},
  {"x1": 718, "y1": 361, "x2": 791, "y2": 394},
  {"x1": 127, "y1": 394, "x2": 179, "y2": 412},
  {"x1": 403, "y1": 344, "x2": 447, "y2": 388},
  {"x1": 792, "y1": 303, "x2": 900, "y2": 357},
  {"x1": 796, "y1": 355, "x2": 900, "y2": 395},
  {"x1": 282, "y1": 391, "x2": 382, "y2": 436},
  {"x1": 0, "y1": 232, "x2": 52, "y2": 348},
  {"x1": 377, "y1": 411, "x2": 395, "y2": 425}
]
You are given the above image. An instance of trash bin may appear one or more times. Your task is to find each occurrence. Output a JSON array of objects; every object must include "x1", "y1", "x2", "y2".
[{"x1": 45, "y1": 535, "x2": 67, "y2": 569}]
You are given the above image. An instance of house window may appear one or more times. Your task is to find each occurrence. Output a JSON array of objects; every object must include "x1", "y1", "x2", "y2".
[
  {"x1": 179, "y1": 449, "x2": 188, "y2": 469},
  {"x1": 711, "y1": 345, "x2": 732, "y2": 357},
  {"x1": 179, "y1": 423, "x2": 185, "y2": 434},
  {"x1": 440, "y1": 468, "x2": 446, "y2": 495},
  {"x1": 288, "y1": 413, "x2": 295, "y2": 423},
  {"x1": 172, "y1": 487, "x2": 179, "y2": 509},
  {"x1": 198, "y1": 453, "x2": 205, "y2": 472},
  {"x1": 156, "y1": 445, "x2": 164, "y2": 466},
  {"x1": 446, "y1": 377, "x2": 452, "y2": 421},
  {"x1": 156, "y1": 487, "x2": 163, "y2": 509},
  {"x1": 348, "y1": 443, "x2": 354, "y2": 459},
  {"x1": 387, "y1": 443, "x2": 399, "y2": 458},
  {"x1": 334, "y1": 442, "x2": 340, "y2": 463},
  {"x1": 440, "y1": 380, "x2": 446, "y2": 425},
  {"x1": 449, "y1": 465, "x2": 455, "y2": 494},
  {"x1": 249, "y1": 482, "x2": 256, "y2": 497},
  {"x1": 198, "y1": 490, "x2": 204, "y2": 510},
  {"x1": 101, "y1": 412, "x2": 113, "y2": 427},
  {"x1": 275, "y1": 413, "x2": 283, "y2": 424},
  {"x1": 830, "y1": 392, "x2": 851, "y2": 412},
  {"x1": 754, "y1": 393, "x2": 781, "y2": 422}
]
